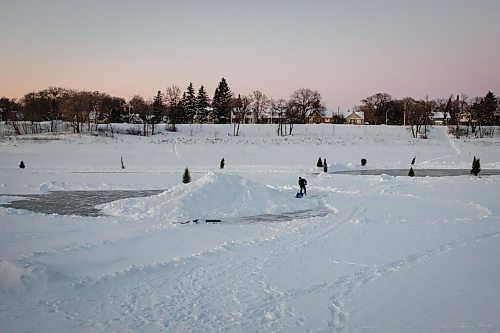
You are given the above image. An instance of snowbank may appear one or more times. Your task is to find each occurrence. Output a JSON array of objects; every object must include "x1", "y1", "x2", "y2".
[{"x1": 100, "y1": 172, "x2": 319, "y2": 221}]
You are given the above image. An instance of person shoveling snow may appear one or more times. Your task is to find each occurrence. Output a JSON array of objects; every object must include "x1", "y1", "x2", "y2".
[{"x1": 297, "y1": 177, "x2": 307, "y2": 198}]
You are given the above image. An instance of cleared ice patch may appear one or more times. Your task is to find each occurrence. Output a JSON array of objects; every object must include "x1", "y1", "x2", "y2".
[{"x1": 100, "y1": 172, "x2": 321, "y2": 221}]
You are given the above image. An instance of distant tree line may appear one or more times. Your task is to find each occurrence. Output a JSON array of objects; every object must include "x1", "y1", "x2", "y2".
[
  {"x1": 0, "y1": 78, "x2": 329, "y2": 136},
  {"x1": 357, "y1": 91, "x2": 499, "y2": 138},
  {"x1": 1, "y1": 80, "x2": 498, "y2": 137}
]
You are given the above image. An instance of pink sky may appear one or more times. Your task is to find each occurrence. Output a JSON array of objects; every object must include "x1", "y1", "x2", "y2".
[{"x1": 1, "y1": 0, "x2": 499, "y2": 109}]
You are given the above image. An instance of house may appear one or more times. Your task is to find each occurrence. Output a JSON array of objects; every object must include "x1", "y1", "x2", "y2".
[
  {"x1": 432, "y1": 112, "x2": 446, "y2": 126},
  {"x1": 305, "y1": 109, "x2": 332, "y2": 124},
  {"x1": 193, "y1": 107, "x2": 213, "y2": 124},
  {"x1": 458, "y1": 112, "x2": 476, "y2": 126},
  {"x1": 345, "y1": 111, "x2": 364, "y2": 125},
  {"x1": 230, "y1": 108, "x2": 257, "y2": 124},
  {"x1": 261, "y1": 110, "x2": 282, "y2": 124}
]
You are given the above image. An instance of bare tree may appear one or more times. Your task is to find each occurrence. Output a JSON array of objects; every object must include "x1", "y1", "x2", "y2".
[
  {"x1": 61, "y1": 90, "x2": 94, "y2": 133},
  {"x1": 232, "y1": 94, "x2": 253, "y2": 136},
  {"x1": 40, "y1": 87, "x2": 69, "y2": 132},
  {"x1": 0, "y1": 97, "x2": 19, "y2": 123},
  {"x1": 405, "y1": 97, "x2": 432, "y2": 138},
  {"x1": 129, "y1": 95, "x2": 150, "y2": 136},
  {"x1": 459, "y1": 94, "x2": 476, "y2": 137},
  {"x1": 286, "y1": 100, "x2": 303, "y2": 135},
  {"x1": 289, "y1": 88, "x2": 325, "y2": 123},
  {"x1": 360, "y1": 93, "x2": 393, "y2": 125},
  {"x1": 270, "y1": 98, "x2": 288, "y2": 136},
  {"x1": 251, "y1": 90, "x2": 270, "y2": 123},
  {"x1": 99, "y1": 94, "x2": 126, "y2": 124}
]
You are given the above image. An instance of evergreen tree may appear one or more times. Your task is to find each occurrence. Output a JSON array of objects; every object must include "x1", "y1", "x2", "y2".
[
  {"x1": 316, "y1": 157, "x2": 323, "y2": 167},
  {"x1": 212, "y1": 78, "x2": 232, "y2": 123},
  {"x1": 408, "y1": 167, "x2": 415, "y2": 177},
  {"x1": 323, "y1": 159, "x2": 328, "y2": 173},
  {"x1": 482, "y1": 91, "x2": 497, "y2": 125},
  {"x1": 19, "y1": 160, "x2": 25, "y2": 169},
  {"x1": 179, "y1": 92, "x2": 188, "y2": 123},
  {"x1": 152, "y1": 90, "x2": 164, "y2": 123},
  {"x1": 196, "y1": 85, "x2": 211, "y2": 122},
  {"x1": 182, "y1": 167, "x2": 191, "y2": 183},
  {"x1": 220, "y1": 158, "x2": 225, "y2": 169},
  {"x1": 211, "y1": 87, "x2": 221, "y2": 123},
  {"x1": 471, "y1": 156, "x2": 481, "y2": 176},
  {"x1": 444, "y1": 96, "x2": 452, "y2": 124},
  {"x1": 183, "y1": 83, "x2": 197, "y2": 123}
]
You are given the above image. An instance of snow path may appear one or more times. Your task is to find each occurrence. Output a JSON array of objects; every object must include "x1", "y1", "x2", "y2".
[{"x1": 420, "y1": 127, "x2": 462, "y2": 166}]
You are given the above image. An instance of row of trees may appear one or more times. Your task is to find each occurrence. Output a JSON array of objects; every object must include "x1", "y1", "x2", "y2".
[
  {"x1": 359, "y1": 92, "x2": 499, "y2": 138},
  {"x1": 0, "y1": 78, "x2": 327, "y2": 136},
  {"x1": 1, "y1": 80, "x2": 498, "y2": 137}
]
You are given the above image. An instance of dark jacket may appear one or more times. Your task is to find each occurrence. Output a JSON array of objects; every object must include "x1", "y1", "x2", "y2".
[{"x1": 299, "y1": 178, "x2": 307, "y2": 187}]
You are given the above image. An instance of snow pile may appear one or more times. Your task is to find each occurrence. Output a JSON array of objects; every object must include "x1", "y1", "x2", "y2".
[{"x1": 101, "y1": 172, "x2": 318, "y2": 221}]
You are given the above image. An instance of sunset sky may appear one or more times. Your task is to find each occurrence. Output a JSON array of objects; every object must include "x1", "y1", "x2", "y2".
[{"x1": 1, "y1": 0, "x2": 499, "y2": 109}]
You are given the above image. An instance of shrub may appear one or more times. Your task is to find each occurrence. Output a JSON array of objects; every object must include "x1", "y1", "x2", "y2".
[
  {"x1": 182, "y1": 167, "x2": 191, "y2": 183},
  {"x1": 316, "y1": 157, "x2": 323, "y2": 168},
  {"x1": 220, "y1": 158, "x2": 225, "y2": 169},
  {"x1": 471, "y1": 156, "x2": 481, "y2": 176},
  {"x1": 323, "y1": 159, "x2": 328, "y2": 173},
  {"x1": 19, "y1": 160, "x2": 25, "y2": 169},
  {"x1": 408, "y1": 167, "x2": 415, "y2": 177},
  {"x1": 361, "y1": 158, "x2": 367, "y2": 166}
]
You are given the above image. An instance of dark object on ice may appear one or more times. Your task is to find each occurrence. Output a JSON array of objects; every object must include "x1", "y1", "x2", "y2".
[
  {"x1": 220, "y1": 158, "x2": 225, "y2": 169},
  {"x1": 19, "y1": 160, "x2": 25, "y2": 169},
  {"x1": 408, "y1": 167, "x2": 415, "y2": 177},
  {"x1": 179, "y1": 219, "x2": 201, "y2": 224},
  {"x1": 361, "y1": 158, "x2": 367, "y2": 166},
  {"x1": 316, "y1": 157, "x2": 323, "y2": 168},
  {"x1": 411, "y1": 157, "x2": 416, "y2": 165},
  {"x1": 471, "y1": 156, "x2": 481, "y2": 176},
  {"x1": 323, "y1": 159, "x2": 328, "y2": 173},
  {"x1": 121, "y1": 156, "x2": 125, "y2": 169},
  {"x1": 295, "y1": 192, "x2": 304, "y2": 198},
  {"x1": 205, "y1": 219, "x2": 222, "y2": 223}
]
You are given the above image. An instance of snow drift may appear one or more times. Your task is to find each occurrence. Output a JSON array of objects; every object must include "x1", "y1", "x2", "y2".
[{"x1": 100, "y1": 172, "x2": 319, "y2": 221}]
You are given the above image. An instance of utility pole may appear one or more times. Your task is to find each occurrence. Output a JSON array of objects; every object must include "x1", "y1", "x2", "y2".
[{"x1": 403, "y1": 100, "x2": 406, "y2": 126}]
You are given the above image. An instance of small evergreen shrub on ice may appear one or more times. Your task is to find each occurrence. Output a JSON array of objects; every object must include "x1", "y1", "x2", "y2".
[
  {"x1": 19, "y1": 160, "x2": 25, "y2": 169},
  {"x1": 408, "y1": 167, "x2": 415, "y2": 177},
  {"x1": 182, "y1": 168, "x2": 191, "y2": 183},
  {"x1": 121, "y1": 156, "x2": 125, "y2": 169},
  {"x1": 323, "y1": 158, "x2": 328, "y2": 173},
  {"x1": 220, "y1": 158, "x2": 225, "y2": 169},
  {"x1": 471, "y1": 156, "x2": 481, "y2": 176},
  {"x1": 316, "y1": 157, "x2": 323, "y2": 168},
  {"x1": 361, "y1": 158, "x2": 367, "y2": 166}
]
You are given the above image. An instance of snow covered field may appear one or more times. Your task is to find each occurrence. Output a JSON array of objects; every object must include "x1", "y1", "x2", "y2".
[{"x1": 1, "y1": 124, "x2": 500, "y2": 332}]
